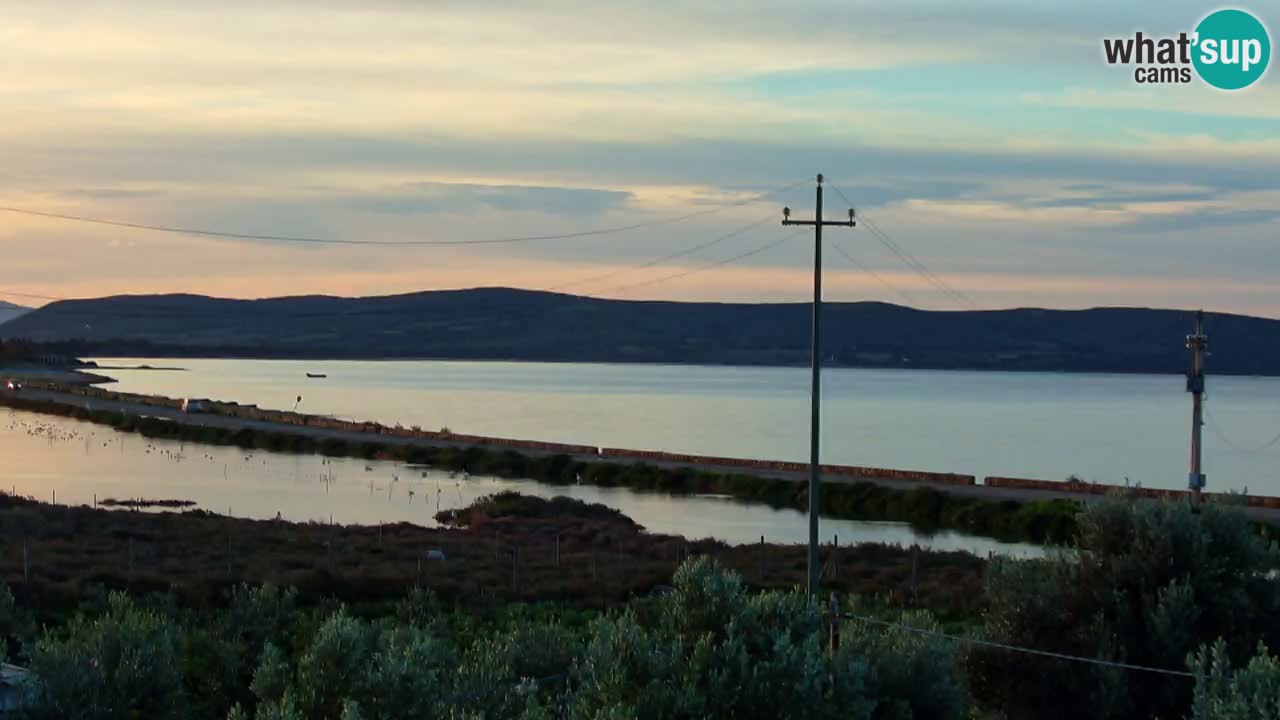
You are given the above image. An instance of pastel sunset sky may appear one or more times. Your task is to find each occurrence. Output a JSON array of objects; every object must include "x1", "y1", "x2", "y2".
[{"x1": 2, "y1": 1, "x2": 1278, "y2": 314}]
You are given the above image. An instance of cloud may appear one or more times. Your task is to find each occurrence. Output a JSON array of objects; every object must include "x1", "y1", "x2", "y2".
[
  {"x1": 1031, "y1": 193, "x2": 1216, "y2": 208},
  {"x1": 345, "y1": 182, "x2": 633, "y2": 216},
  {"x1": 2, "y1": 0, "x2": 1280, "y2": 317},
  {"x1": 1125, "y1": 208, "x2": 1280, "y2": 232},
  {"x1": 62, "y1": 188, "x2": 168, "y2": 200}
]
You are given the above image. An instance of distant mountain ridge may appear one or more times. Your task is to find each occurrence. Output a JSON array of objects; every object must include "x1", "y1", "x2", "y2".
[
  {"x1": 0, "y1": 301, "x2": 29, "y2": 326},
  {"x1": 0, "y1": 287, "x2": 1274, "y2": 375}
]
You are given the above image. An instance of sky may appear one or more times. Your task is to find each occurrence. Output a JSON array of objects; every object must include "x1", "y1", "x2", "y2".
[{"x1": 1, "y1": 0, "x2": 1278, "y2": 315}]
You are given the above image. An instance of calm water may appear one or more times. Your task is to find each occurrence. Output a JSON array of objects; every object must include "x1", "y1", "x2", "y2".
[
  {"x1": 0, "y1": 408, "x2": 1034, "y2": 556},
  {"x1": 91, "y1": 358, "x2": 1280, "y2": 494}
]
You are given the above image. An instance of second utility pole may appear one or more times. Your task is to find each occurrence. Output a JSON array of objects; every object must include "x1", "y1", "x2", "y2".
[
  {"x1": 1186, "y1": 310, "x2": 1208, "y2": 505},
  {"x1": 783, "y1": 173, "x2": 855, "y2": 596}
]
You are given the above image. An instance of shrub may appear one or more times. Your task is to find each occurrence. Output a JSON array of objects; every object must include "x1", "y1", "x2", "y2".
[
  {"x1": 0, "y1": 581, "x2": 34, "y2": 662},
  {"x1": 569, "y1": 557, "x2": 965, "y2": 720},
  {"x1": 843, "y1": 610, "x2": 968, "y2": 720},
  {"x1": 29, "y1": 592, "x2": 185, "y2": 720},
  {"x1": 225, "y1": 583, "x2": 299, "y2": 656},
  {"x1": 1190, "y1": 639, "x2": 1280, "y2": 720},
  {"x1": 245, "y1": 611, "x2": 455, "y2": 720},
  {"x1": 969, "y1": 497, "x2": 1280, "y2": 719}
]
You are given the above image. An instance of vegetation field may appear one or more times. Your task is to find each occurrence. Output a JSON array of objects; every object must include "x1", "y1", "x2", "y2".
[
  {"x1": 0, "y1": 492, "x2": 1275, "y2": 719},
  {"x1": 0, "y1": 491, "x2": 984, "y2": 622}
]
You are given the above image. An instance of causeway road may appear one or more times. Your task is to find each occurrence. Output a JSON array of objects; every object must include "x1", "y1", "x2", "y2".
[{"x1": 10, "y1": 386, "x2": 1280, "y2": 525}]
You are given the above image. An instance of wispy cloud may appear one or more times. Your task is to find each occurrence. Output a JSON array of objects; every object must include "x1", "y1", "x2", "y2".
[{"x1": 346, "y1": 183, "x2": 633, "y2": 216}]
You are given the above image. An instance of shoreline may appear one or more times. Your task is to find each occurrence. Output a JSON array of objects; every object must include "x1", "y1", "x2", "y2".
[
  {"x1": 0, "y1": 383, "x2": 1082, "y2": 545},
  {"x1": 85, "y1": 353, "x2": 1262, "y2": 378},
  {"x1": 0, "y1": 365, "x2": 115, "y2": 386},
  {"x1": 90, "y1": 364, "x2": 188, "y2": 372},
  {"x1": 5, "y1": 382, "x2": 1279, "y2": 543}
]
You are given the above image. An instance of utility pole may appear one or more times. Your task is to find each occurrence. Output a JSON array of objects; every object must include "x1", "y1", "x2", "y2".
[
  {"x1": 1186, "y1": 310, "x2": 1208, "y2": 504},
  {"x1": 782, "y1": 173, "x2": 855, "y2": 596}
]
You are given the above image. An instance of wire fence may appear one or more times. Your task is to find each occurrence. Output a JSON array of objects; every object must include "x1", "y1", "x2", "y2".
[{"x1": 838, "y1": 612, "x2": 1194, "y2": 678}]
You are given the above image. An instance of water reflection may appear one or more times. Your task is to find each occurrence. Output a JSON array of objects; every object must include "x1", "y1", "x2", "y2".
[
  {"x1": 89, "y1": 358, "x2": 1280, "y2": 494},
  {"x1": 0, "y1": 409, "x2": 1038, "y2": 557}
]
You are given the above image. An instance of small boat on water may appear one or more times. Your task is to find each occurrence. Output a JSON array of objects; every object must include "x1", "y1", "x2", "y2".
[{"x1": 305, "y1": 373, "x2": 327, "y2": 379}]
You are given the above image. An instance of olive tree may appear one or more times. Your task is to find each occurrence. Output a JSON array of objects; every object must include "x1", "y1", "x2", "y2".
[
  {"x1": 969, "y1": 497, "x2": 1280, "y2": 720},
  {"x1": 566, "y1": 557, "x2": 966, "y2": 720},
  {"x1": 1189, "y1": 640, "x2": 1280, "y2": 720},
  {"x1": 243, "y1": 612, "x2": 455, "y2": 720},
  {"x1": 29, "y1": 592, "x2": 185, "y2": 720}
]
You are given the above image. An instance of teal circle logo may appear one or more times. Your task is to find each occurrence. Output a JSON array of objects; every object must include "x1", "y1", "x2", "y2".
[{"x1": 1193, "y1": 9, "x2": 1271, "y2": 90}]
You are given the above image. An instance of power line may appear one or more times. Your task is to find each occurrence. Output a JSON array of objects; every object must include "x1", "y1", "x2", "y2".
[
  {"x1": 0, "y1": 191, "x2": 796, "y2": 311},
  {"x1": 0, "y1": 219, "x2": 780, "y2": 318},
  {"x1": 863, "y1": 217, "x2": 978, "y2": 310},
  {"x1": 829, "y1": 241, "x2": 920, "y2": 307},
  {"x1": 0, "y1": 179, "x2": 806, "y2": 248},
  {"x1": 545, "y1": 215, "x2": 775, "y2": 293},
  {"x1": 598, "y1": 230, "x2": 803, "y2": 296},
  {"x1": 842, "y1": 613, "x2": 1194, "y2": 678},
  {"x1": 825, "y1": 184, "x2": 978, "y2": 309},
  {"x1": 1205, "y1": 407, "x2": 1280, "y2": 454},
  {"x1": 0, "y1": 289, "x2": 68, "y2": 302}
]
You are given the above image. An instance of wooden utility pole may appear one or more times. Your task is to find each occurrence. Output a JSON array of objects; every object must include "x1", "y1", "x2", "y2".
[
  {"x1": 1187, "y1": 310, "x2": 1208, "y2": 504},
  {"x1": 782, "y1": 173, "x2": 855, "y2": 596}
]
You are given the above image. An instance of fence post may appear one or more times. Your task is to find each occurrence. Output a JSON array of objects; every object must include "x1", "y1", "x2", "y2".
[
  {"x1": 759, "y1": 535, "x2": 765, "y2": 584},
  {"x1": 829, "y1": 593, "x2": 841, "y2": 653},
  {"x1": 512, "y1": 547, "x2": 519, "y2": 594},
  {"x1": 22, "y1": 539, "x2": 28, "y2": 582},
  {"x1": 832, "y1": 534, "x2": 839, "y2": 585},
  {"x1": 911, "y1": 546, "x2": 919, "y2": 603},
  {"x1": 555, "y1": 534, "x2": 560, "y2": 567}
]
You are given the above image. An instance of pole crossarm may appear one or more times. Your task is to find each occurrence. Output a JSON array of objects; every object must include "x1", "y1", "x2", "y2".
[{"x1": 782, "y1": 219, "x2": 856, "y2": 227}]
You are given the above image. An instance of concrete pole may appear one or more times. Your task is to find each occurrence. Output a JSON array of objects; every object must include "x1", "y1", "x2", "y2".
[{"x1": 782, "y1": 174, "x2": 854, "y2": 596}]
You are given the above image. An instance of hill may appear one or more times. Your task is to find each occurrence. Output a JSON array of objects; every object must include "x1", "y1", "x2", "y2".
[
  {"x1": 0, "y1": 300, "x2": 28, "y2": 326},
  {"x1": 0, "y1": 287, "x2": 1272, "y2": 374}
]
